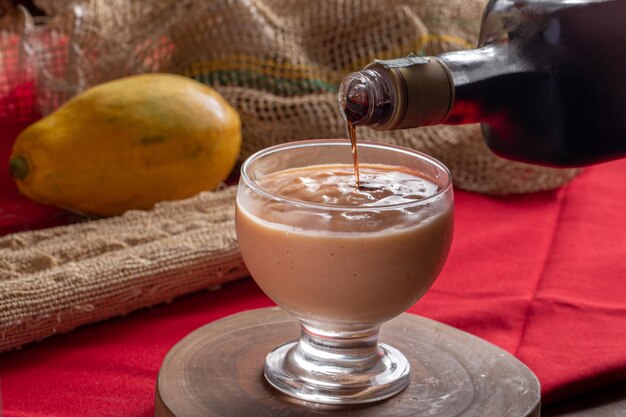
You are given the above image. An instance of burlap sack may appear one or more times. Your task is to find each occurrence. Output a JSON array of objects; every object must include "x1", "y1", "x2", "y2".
[
  {"x1": 0, "y1": 188, "x2": 246, "y2": 352},
  {"x1": 0, "y1": 0, "x2": 579, "y2": 352}
]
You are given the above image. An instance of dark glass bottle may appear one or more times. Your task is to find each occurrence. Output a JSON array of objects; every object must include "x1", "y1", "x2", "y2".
[{"x1": 338, "y1": 0, "x2": 626, "y2": 167}]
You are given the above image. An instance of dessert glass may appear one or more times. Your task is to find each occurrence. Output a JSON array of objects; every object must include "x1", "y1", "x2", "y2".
[{"x1": 235, "y1": 139, "x2": 454, "y2": 405}]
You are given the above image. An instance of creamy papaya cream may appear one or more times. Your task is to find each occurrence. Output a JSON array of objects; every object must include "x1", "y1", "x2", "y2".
[{"x1": 236, "y1": 163, "x2": 453, "y2": 326}]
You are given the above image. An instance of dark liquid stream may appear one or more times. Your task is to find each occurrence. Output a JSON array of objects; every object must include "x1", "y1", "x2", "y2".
[{"x1": 347, "y1": 121, "x2": 360, "y2": 187}]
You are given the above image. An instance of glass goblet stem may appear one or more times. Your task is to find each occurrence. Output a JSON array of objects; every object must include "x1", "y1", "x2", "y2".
[{"x1": 264, "y1": 322, "x2": 411, "y2": 404}]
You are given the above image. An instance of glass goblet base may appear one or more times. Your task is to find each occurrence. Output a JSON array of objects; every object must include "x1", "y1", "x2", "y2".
[{"x1": 263, "y1": 323, "x2": 411, "y2": 405}]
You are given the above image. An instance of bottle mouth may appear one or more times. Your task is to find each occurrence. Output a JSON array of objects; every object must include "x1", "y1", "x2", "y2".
[
  {"x1": 338, "y1": 69, "x2": 397, "y2": 128},
  {"x1": 337, "y1": 72, "x2": 373, "y2": 125}
]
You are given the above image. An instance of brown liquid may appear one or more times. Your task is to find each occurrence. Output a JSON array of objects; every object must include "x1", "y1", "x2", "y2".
[
  {"x1": 235, "y1": 164, "x2": 453, "y2": 326},
  {"x1": 347, "y1": 121, "x2": 360, "y2": 187}
]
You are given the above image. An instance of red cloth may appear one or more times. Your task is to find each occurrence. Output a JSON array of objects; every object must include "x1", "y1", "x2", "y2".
[{"x1": 1, "y1": 122, "x2": 626, "y2": 415}]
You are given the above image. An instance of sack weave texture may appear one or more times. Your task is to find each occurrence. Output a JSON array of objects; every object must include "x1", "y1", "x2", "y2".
[
  {"x1": 0, "y1": 188, "x2": 245, "y2": 352},
  {"x1": 0, "y1": 0, "x2": 579, "y2": 351}
]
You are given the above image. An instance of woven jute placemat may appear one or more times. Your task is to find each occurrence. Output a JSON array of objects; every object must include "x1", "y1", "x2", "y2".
[{"x1": 0, "y1": 0, "x2": 579, "y2": 352}]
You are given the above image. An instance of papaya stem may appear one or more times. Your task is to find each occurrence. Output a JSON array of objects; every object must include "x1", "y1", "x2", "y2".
[{"x1": 9, "y1": 155, "x2": 30, "y2": 180}]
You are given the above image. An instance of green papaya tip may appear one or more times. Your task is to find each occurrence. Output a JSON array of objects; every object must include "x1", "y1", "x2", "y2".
[{"x1": 9, "y1": 155, "x2": 29, "y2": 180}]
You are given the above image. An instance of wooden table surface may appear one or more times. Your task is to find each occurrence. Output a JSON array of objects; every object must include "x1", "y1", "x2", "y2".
[{"x1": 155, "y1": 308, "x2": 541, "y2": 417}]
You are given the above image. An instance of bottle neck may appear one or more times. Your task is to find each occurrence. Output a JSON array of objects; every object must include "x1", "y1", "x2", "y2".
[
  {"x1": 338, "y1": 56, "x2": 454, "y2": 129},
  {"x1": 338, "y1": 46, "x2": 523, "y2": 130}
]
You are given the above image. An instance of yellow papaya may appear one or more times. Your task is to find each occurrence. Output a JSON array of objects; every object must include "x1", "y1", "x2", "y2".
[{"x1": 9, "y1": 73, "x2": 241, "y2": 217}]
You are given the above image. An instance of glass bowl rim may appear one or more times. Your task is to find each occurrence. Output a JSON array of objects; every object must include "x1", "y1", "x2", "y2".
[{"x1": 239, "y1": 139, "x2": 453, "y2": 212}]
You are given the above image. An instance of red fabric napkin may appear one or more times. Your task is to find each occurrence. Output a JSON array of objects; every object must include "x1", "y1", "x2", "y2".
[{"x1": 1, "y1": 122, "x2": 625, "y2": 415}]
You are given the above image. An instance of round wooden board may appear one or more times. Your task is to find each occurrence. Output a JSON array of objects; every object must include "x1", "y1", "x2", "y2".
[{"x1": 155, "y1": 307, "x2": 540, "y2": 417}]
